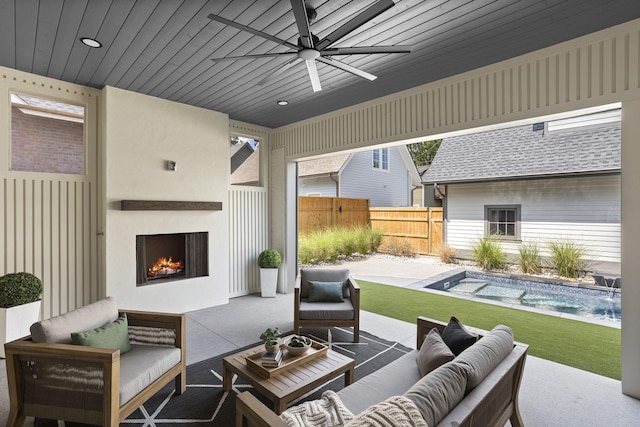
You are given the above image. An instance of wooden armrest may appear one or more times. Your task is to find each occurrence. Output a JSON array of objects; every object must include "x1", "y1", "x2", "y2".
[
  {"x1": 4, "y1": 337, "x2": 119, "y2": 363},
  {"x1": 236, "y1": 391, "x2": 288, "y2": 427}
]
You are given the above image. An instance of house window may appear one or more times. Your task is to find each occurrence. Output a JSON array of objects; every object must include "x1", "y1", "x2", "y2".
[
  {"x1": 11, "y1": 93, "x2": 85, "y2": 174},
  {"x1": 485, "y1": 205, "x2": 521, "y2": 240},
  {"x1": 372, "y1": 148, "x2": 389, "y2": 171},
  {"x1": 230, "y1": 136, "x2": 261, "y2": 186}
]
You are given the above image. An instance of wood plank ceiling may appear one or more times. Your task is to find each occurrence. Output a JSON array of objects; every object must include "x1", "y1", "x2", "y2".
[{"x1": 1, "y1": 0, "x2": 640, "y2": 128}]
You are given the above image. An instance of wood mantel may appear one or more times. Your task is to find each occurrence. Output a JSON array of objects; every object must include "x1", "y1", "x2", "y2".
[{"x1": 120, "y1": 200, "x2": 222, "y2": 211}]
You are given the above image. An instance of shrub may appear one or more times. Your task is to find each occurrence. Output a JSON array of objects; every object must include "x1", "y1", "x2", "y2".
[
  {"x1": 379, "y1": 237, "x2": 414, "y2": 257},
  {"x1": 472, "y1": 237, "x2": 507, "y2": 271},
  {"x1": 298, "y1": 226, "x2": 383, "y2": 264},
  {"x1": 548, "y1": 240, "x2": 587, "y2": 278},
  {"x1": 518, "y1": 242, "x2": 541, "y2": 274},
  {"x1": 0, "y1": 272, "x2": 43, "y2": 308},
  {"x1": 258, "y1": 249, "x2": 281, "y2": 268},
  {"x1": 434, "y1": 244, "x2": 457, "y2": 264}
]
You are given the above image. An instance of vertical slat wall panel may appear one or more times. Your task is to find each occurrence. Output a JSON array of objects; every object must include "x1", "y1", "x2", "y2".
[
  {"x1": 0, "y1": 177, "x2": 95, "y2": 319},
  {"x1": 1, "y1": 69, "x2": 99, "y2": 320},
  {"x1": 272, "y1": 22, "x2": 640, "y2": 159},
  {"x1": 228, "y1": 187, "x2": 268, "y2": 297}
]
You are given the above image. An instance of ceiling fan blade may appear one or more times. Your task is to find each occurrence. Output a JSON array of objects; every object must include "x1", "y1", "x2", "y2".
[
  {"x1": 207, "y1": 13, "x2": 299, "y2": 50},
  {"x1": 290, "y1": 0, "x2": 314, "y2": 48},
  {"x1": 321, "y1": 45, "x2": 412, "y2": 55},
  {"x1": 305, "y1": 59, "x2": 322, "y2": 92},
  {"x1": 315, "y1": 0, "x2": 395, "y2": 50},
  {"x1": 211, "y1": 52, "x2": 298, "y2": 62},
  {"x1": 317, "y1": 57, "x2": 376, "y2": 81},
  {"x1": 257, "y1": 57, "x2": 301, "y2": 86}
]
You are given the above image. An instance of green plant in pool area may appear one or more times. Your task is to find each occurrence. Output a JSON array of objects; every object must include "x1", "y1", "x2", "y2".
[
  {"x1": 258, "y1": 249, "x2": 281, "y2": 268},
  {"x1": 0, "y1": 272, "x2": 43, "y2": 308},
  {"x1": 472, "y1": 237, "x2": 507, "y2": 271},
  {"x1": 379, "y1": 237, "x2": 414, "y2": 257},
  {"x1": 518, "y1": 242, "x2": 541, "y2": 274},
  {"x1": 548, "y1": 240, "x2": 587, "y2": 278},
  {"x1": 434, "y1": 244, "x2": 457, "y2": 264}
]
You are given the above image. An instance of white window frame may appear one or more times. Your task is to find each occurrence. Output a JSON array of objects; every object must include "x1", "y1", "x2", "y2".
[
  {"x1": 484, "y1": 204, "x2": 521, "y2": 240},
  {"x1": 372, "y1": 148, "x2": 389, "y2": 171}
]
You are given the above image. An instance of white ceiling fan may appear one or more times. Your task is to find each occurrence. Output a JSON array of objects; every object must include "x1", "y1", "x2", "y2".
[{"x1": 208, "y1": 0, "x2": 412, "y2": 92}]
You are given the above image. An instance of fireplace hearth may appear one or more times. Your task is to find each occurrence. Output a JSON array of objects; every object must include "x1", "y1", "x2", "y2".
[{"x1": 136, "y1": 232, "x2": 208, "y2": 286}]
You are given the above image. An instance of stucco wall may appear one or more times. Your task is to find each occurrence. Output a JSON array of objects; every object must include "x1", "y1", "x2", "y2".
[{"x1": 103, "y1": 86, "x2": 230, "y2": 313}]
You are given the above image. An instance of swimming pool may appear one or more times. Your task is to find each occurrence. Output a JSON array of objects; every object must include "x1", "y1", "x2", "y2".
[{"x1": 425, "y1": 271, "x2": 621, "y2": 322}]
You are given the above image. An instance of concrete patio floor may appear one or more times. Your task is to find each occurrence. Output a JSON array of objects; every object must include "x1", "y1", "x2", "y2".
[{"x1": 2, "y1": 254, "x2": 638, "y2": 426}]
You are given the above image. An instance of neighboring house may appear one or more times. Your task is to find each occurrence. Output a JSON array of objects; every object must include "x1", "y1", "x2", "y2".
[
  {"x1": 298, "y1": 147, "x2": 421, "y2": 207},
  {"x1": 423, "y1": 109, "x2": 621, "y2": 271},
  {"x1": 413, "y1": 165, "x2": 444, "y2": 208}
]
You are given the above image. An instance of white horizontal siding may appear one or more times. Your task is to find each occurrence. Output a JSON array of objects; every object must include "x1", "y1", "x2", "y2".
[
  {"x1": 339, "y1": 148, "x2": 411, "y2": 207},
  {"x1": 446, "y1": 175, "x2": 621, "y2": 263}
]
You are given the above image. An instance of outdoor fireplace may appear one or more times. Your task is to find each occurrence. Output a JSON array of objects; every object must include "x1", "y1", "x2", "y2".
[{"x1": 136, "y1": 232, "x2": 208, "y2": 286}]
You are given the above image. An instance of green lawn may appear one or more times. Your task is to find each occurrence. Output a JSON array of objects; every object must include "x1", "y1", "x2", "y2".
[{"x1": 358, "y1": 280, "x2": 621, "y2": 380}]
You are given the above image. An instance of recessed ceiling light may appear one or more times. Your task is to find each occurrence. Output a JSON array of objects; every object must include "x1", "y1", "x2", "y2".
[
  {"x1": 80, "y1": 37, "x2": 102, "y2": 48},
  {"x1": 277, "y1": 100, "x2": 288, "y2": 106}
]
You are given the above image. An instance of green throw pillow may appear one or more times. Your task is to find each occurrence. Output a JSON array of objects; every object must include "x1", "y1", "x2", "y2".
[
  {"x1": 308, "y1": 281, "x2": 344, "y2": 302},
  {"x1": 71, "y1": 313, "x2": 131, "y2": 354}
]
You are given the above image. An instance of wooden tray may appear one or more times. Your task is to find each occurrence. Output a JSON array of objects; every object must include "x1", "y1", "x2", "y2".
[{"x1": 245, "y1": 339, "x2": 328, "y2": 379}]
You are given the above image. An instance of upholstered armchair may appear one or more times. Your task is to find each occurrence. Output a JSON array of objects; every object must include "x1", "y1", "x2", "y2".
[
  {"x1": 294, "y1": 268, "x2": 360, "y2": 343},
  {"x1": 4, "y1": 297, "x2": 186, "y2": 427}
]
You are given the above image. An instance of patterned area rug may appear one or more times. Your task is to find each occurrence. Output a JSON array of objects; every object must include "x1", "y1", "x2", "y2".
[{"x1": 35, "y1": 327, "x2": 412, "y2": 427}]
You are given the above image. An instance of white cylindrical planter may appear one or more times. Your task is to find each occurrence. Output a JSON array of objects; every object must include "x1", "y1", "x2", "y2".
[
  {"x1": 260, "y1": 268, "x2": 278, "y2": 297},
  {"x1": 1, "y1": 300, "x2": 41, "y2": 358}
]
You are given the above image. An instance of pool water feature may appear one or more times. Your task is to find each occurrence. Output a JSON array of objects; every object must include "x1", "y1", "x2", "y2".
[{"x1": 427, "y1": 271, "x2": 620, "y2": 321}]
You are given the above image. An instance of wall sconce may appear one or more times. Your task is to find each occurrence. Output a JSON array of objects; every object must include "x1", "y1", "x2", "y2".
[{"x1": 167, "y1": 161, "x2": 177, "y2": 171}]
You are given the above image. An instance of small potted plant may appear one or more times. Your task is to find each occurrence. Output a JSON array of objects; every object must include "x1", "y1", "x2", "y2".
[
  {"x1": 258, "y1": 249, "x2": 281, "y2": 297},
  {"x1": 260, "y1": 327, "x2": 282, "y2": 353},
  {"x1": 0, "y1": 272, "x2": 43, "y2": 358}
]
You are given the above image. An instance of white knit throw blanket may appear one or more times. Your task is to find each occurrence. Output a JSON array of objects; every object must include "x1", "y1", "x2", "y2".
[
  {"x1": 346, "y1": 395, "x2": 429, "y2": 427},
  {"x1": 280, "y1": 390, "x2": 355, "y2": 427},
  {"x1": 280, "y1": 392, "x2": 428, "y2": 427}
]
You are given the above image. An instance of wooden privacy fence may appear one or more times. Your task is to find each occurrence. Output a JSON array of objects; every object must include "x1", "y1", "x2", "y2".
[
  {"x1": 298, "y1": 197, "x2": 443, "y2": 256},
  {"x1": 298, "y1": 197, "x2": 370, "y2": 234},
  {"x1": 370, "y1": 207, "x2": 443, "y2": 255}
]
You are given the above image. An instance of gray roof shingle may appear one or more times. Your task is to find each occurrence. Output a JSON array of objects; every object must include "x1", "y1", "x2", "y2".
[{"x1": 423, "y1": 120, "x2": 620, "y2": 184}]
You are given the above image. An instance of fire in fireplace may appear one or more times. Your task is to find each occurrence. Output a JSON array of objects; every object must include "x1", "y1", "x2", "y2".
[
  {"x1": 148, "y1": 256, "x2": 184, "y2": 278},
  {"x1": 136, "y1": 232, "x2": 208, "y2": 286}
]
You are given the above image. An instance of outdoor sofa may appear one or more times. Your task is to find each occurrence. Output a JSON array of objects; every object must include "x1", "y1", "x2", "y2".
[
  {"x1": 4, "y1": 296, "x2": 186, "y2": 426},
  {"x1": 236, "y1": 316, "x2": 529, "y2": 427}
]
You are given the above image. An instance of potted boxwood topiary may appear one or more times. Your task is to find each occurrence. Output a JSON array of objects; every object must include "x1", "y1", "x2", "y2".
[
  {"x1": 0, "y1": 272, "x2": 43, "y2": 358},
  {"x1": 258, "y1": 249, "x2": 281, "y2": 297}
]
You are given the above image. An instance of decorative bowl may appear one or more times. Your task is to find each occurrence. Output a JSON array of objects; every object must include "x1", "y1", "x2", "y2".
[{"x1": 284, "y1": 336, "x2": 312, "y2": 356}]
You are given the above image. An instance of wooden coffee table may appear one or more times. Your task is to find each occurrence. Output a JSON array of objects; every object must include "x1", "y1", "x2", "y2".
[{"x1": 223, "y1": 338, "x2": 355, "y2": 414}]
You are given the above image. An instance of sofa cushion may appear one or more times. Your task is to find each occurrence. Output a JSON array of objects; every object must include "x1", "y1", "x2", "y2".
[
  {"x1": 416, "y1": 328, "x2": 454, "y2": 376},
  {"x1": 300, "y1": 269, "x2": 349, "y2": 299},
  {"x1": 337, "y1": 350, "x2": 422, "y2": 416},
  {"x1": 441, "y1": 316, "x2": 478, "y2": 356},
  {"x1": 119, "y1": 344, "x2": 181, "y2": 406},
  {"x1": 298, "y1": 299, "x2": 354, "y2": 320},
  {"x1": 31, "y1": 296, "x2": 119, "y2": 344},
  {"x1": 455, "y1": 324, "x2": 514, "y2": 391},
  {"x1": 404, "y1": 361, "x2": 468, "y2": 427},
  {"x1": 308, "y1": 281, "x2": 344, "y2": 302},
  {"x1": 71, "y1": 314, "x2": 131, "y2": 354}
]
